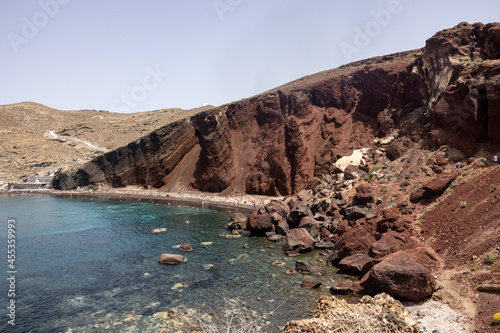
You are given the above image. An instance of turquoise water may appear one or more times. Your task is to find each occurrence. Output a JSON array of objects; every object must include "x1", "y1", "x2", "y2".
[{"x1": 0, "y1": 194, "x2": 340, "y2": 332}]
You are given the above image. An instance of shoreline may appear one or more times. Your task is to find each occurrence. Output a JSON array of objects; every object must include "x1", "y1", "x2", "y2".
[
  {"x1": 0, "y1": 188, "x2": 279, "y2": 213},
  {"x1": 0, "y1": 188, "x2": 476, "y2": 332}
]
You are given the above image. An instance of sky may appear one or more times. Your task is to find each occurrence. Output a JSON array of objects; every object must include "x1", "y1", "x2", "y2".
[{"x1": 1, "y1": 0, "x2": 499, "y2": 113}]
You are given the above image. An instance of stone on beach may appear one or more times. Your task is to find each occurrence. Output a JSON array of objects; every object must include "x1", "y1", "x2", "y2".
[
  {"x1": 360, "y1": 252, "x2": 435, "y2": 301},
  {"x1": 338, "y1": 253, "x2": 372, "y2": 275},
  {"x1": 285, "y1": 228, "x2": 316, "y2": 253}
]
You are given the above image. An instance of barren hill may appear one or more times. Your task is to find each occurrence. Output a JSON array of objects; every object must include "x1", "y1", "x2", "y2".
[{"x1": 0, "y1": 102, "x2": 209, "y2": 182}]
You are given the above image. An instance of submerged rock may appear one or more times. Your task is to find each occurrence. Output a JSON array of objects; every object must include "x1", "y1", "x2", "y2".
[
  {"x1": 302, "y1": 275, "x2": 322, "y2": 289},
  {"x1": 159, "y1": 253, "x2": 187, "y2": 265},
  {"x1": 329, "y1": 279, "x2": 355, "y2": 295},
  {"x1": 171, "y1": 282, "x2": 187, "y2": 290},
  {"x1": 176, "y1": 243, "x2": 193, "y2": 252},
  {"x1": 295, "y1": 260, "x2": 324, "y2": 275},
  {"x1": 338, "y1": 253, "x2": 372, "y2": 275},
  {"x1": 202, "y1": 264, "x2": 215, "y2": 270},
  {"x1": 225, "y1": 212, "x2": 247, "y2": 230}
]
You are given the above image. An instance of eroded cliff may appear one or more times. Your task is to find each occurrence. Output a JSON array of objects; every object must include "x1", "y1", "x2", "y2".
[
  {"x1": 52, "y1": 119, "x2": 197, "y2": 190},
  {"x1": 53, "y1": 22, "x2": 500, "y2": 195}
]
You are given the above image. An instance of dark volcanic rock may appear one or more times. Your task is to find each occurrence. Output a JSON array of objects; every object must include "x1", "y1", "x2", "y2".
[
  {"x1": 295, "y1": 260, "x2": 324, "y2": 275},
  {"x1": 334, "y1": 225, "x2": 376, "y2": 261},
  {"x1": 422, "y1": 171, "x2": 460, "y2": 195},
  {"x1": 286, "y1": 228, "x2": 316, "y2": 253},
  {"x1": 297, "y1": 217, "x2": 321, "y2": 240},
  {"x1": 275, "y1": 218, "x2": 290, "y2": 236},
  {"x1": 355, "y1": 183, "x2": 376, "y2": 204},
  {"x1": 344, "y1": 165, "x2": 364, "y2": 180},
  {"x1": 247, "y1": 213, "x2": 273, "y2": 236},
  {"x1": 360, "y1": 252, "x2": 435, "y2": 301},
  {"x1": 288, "y1": 201, "x2": 314, "y2": 228},
  {"x1": 344, "y1": 206, "x2": 376, "y2": 220},
  {"x1": 338, "y1": 254, "x2": 372, "y2": 275},
  {"x1": 265, "y1": 200, "x2": 290, "y2": 218}
]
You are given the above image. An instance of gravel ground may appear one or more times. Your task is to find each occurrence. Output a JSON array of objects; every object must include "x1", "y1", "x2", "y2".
[{"x1": 404, "y1": 300, "x2": 472, "y2": 333}]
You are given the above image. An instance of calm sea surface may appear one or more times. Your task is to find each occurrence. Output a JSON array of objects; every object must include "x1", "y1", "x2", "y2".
[{"x1": 0, "y1": 194, "x2": 341, "y2": 332}]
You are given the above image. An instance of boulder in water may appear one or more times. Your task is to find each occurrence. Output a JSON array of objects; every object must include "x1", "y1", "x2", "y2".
[
  {"x1": 176, "y1": 243, "x2": 193, "y2": 252},
  {"x1": 159, "y1": 253, "x2": 187, "y2": 265}
]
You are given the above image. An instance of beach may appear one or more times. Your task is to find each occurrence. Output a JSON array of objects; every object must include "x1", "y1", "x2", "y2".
[{"x1": 3, "y1": 186, "x2": 279, "y2": 213}]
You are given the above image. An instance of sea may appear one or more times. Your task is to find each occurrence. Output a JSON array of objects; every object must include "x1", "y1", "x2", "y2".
[{"x1": 0, "y1": 193, "x2": 342, "y2": 332}]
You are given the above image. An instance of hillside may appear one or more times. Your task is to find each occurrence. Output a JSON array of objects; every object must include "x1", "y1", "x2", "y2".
[
  {"x1": 0, "y1": 102, "x2": 210, "y2": 182},
  {"x1": 54, "y1": 22, "x2": 500, "y2": 196}
]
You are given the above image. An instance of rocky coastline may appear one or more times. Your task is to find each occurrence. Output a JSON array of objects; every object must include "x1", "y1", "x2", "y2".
[{"x1": 2, "y1": 21, "x2": 500, "y2": 332}]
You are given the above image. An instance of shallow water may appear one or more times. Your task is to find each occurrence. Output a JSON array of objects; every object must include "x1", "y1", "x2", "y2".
[{"x1": 0, "y1": 194, "x2": 341, "y2": 332}]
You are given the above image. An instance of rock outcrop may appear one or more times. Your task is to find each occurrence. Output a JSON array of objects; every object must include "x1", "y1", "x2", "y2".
[
  {"x1": 284, "y1": 293, "x2": 422, "y2": 333},
  {"x1": 360, "y1": 252, "x2": 435, "y2": 301}
]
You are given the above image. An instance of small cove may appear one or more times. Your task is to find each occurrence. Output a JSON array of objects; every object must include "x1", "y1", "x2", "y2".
[{"x1": 0, "y1": 193, "x2": 343, "y2": 332}]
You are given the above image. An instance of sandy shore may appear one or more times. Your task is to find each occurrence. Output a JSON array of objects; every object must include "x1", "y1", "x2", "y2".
[{"x1": 2, "y1": 187, "x2": 279, "y2": 213}]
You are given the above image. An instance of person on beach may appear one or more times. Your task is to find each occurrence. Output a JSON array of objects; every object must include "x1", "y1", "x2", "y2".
[
  {"x1": 457, "y1": 162, "x2": 461, "y2": 169},
  {"x1": 495, "y1": 155, "x2": 498, "y2": 164}
]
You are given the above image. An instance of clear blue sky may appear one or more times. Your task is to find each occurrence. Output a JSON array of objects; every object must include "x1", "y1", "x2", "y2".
[{"x1": 1, "y1": 0, "x2": 499, "y2": 113}]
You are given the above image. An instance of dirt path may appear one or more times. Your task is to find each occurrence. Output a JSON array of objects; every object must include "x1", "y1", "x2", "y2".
[{"x1": 46, "y1": 130, "x2": 109, "y2": 152}]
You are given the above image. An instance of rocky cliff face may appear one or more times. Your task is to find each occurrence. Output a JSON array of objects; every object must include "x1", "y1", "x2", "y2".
[
  {"x1": 423, "y1": 22, "x2": 500, "y2": 153},
  {"x1": 52, "y1": 119, "x2": 197, "y2": 190},
  {"x1": 53, "y1": 22, "x2": 500, "y2": 194}
]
